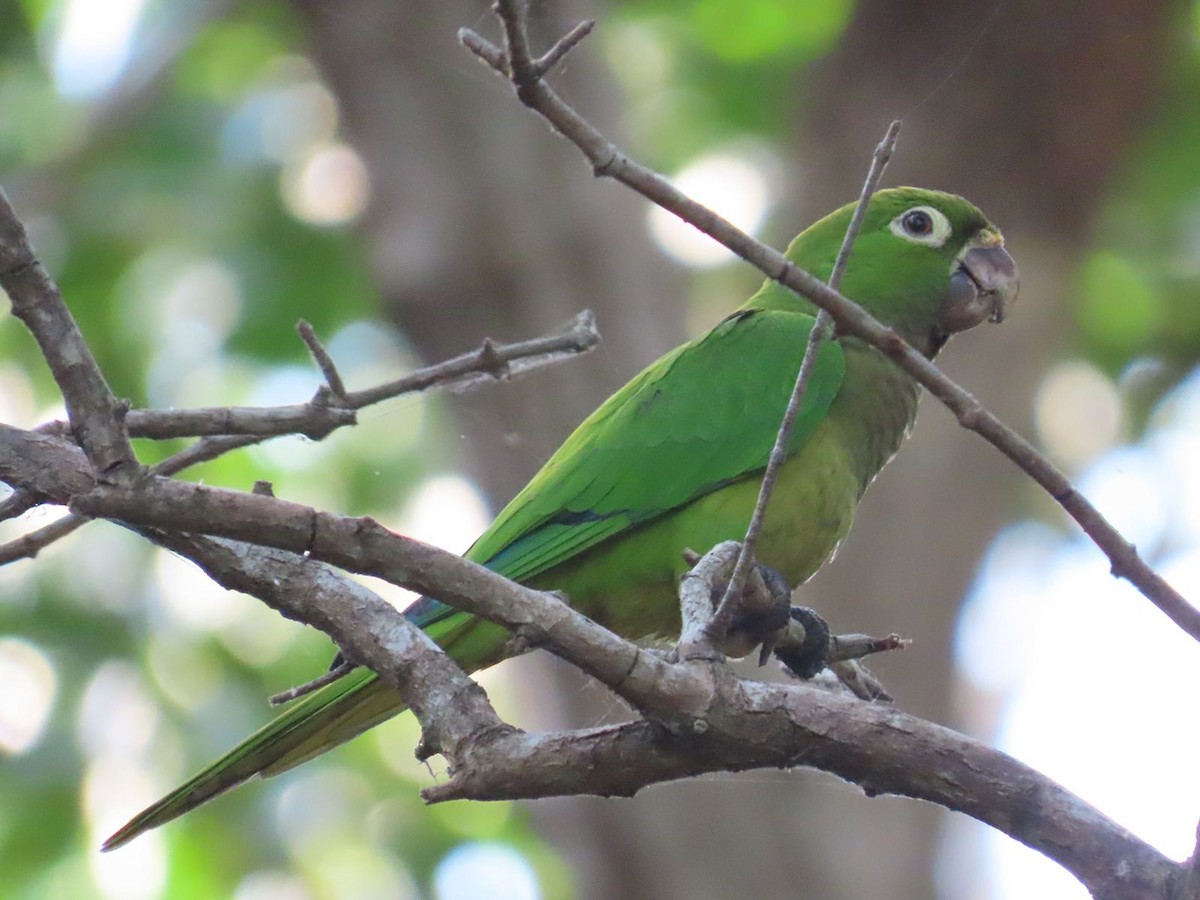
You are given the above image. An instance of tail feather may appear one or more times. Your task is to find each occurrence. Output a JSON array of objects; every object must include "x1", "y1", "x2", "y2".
[
  {"x1": 103, "y1": 602, "x2": 505, "y2": 851},
  {"x1": 101, "y1": 667, "x2": 398, "y2": 851}
]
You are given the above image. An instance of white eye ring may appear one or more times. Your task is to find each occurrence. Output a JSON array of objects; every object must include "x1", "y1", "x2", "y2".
[{"x1": 889, "y1": 205, "x2": 952, "y2": 248}]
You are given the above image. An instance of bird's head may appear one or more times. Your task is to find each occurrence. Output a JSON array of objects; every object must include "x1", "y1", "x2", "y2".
[{"x1": 765, "y1": 187, "x2": 1019, "y2": 357}]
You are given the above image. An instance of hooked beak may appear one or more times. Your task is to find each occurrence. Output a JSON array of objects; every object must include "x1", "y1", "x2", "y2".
[{"x1": 938, "y1": 243, "x2": 1020, "y2": 334}]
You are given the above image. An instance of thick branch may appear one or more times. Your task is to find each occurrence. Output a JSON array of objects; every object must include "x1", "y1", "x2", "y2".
[
  {"x1": 69, "y1": 476, "x2": 692, "y2": 719},
  {"x1": 0, "y1": 189, "x2": 140, "y2": 482},
  {"x1": 70, "y1": 475, "x2": 1179, "y2": 899},
  {"x1": 0, "y1": 421, "x2": 503, "y2": 759},
  {"x1": 422, "y1": 683, "x2": 1176, "y2": 900},
  {"x1": 146, "y1": 531, "x2": 504, "y2": 761}
]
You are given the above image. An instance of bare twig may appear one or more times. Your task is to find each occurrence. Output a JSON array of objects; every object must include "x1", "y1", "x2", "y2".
[
  {"x1": 113, "y1": 311, "x2": 599, "y2": 442},
  {"x1": 0, "y1": 189, "x2": 140, "y2": 482},
  {"x1": 268, "y1": 659, "x2": 354, "y2": 706},
  {"x1": 154, "y1": 435, "x2": 264, "y2": 476},
  {"x1": 0, "y1": 513, "x2": 85, "y2": 564},
  {"x1": 345, "y1": 309, "x2": 599, "y2": 408},
  {"x1": 825, "y1": 632, "x2": 907, "y2": 662},
  {"x1": 530, "y1": 19, "x2": 595, "y2": 79},
  {"x1": 706, "y1": 121, "x2": 901, "y2": 649},
  {"x1": 458, "y1": 10, "x2": 1200, "y2": 644},
  {"x1": 0, "y1": 487, "x2": 37, "y2": 522},
  {"x1": 0, "y1": 314, "x2": 600, "y2": 564},
  {"x1": 296, "y1": 319, "x2": 350, "y2": 402}
]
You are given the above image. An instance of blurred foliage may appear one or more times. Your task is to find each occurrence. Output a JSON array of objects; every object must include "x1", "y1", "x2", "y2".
[
  {"x1": 1071, "y1": 11, "x2": 1200, "y2": 402},
  {"x1": 605, "y1": 0, "x2": 852, "y2": 166},
  {"x1": 2, "y1": 0, "x2": 1200, "y2": 898},
  {"x1": 0, "y1": 1, "x2": 553, "y2": 897}
]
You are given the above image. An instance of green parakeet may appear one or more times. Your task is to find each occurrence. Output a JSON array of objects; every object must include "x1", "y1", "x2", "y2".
[{"x1": 103, "y1": 187, "x2": 1018, "y2": 850}]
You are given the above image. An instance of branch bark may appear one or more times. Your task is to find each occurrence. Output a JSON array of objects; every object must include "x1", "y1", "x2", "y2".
[
  {"x1": 58, "y1": 473, "x2": 1180, "y2": 899},
  {"x1": 0, "y1": 189, "x2": 140, "y2": 482}
]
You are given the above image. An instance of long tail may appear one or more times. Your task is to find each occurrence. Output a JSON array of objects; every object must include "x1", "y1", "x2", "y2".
[
  {"x1": 101, "y1": 667, "x2": 399, "y2": 851},
  {"x1": 102, "y1": 601, "x2": 502, "y2": 851}
]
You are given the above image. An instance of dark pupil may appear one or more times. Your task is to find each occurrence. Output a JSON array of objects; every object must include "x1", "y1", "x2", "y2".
[{"x1": 904, "y1": 210, "x2": 932, "y2": 235}]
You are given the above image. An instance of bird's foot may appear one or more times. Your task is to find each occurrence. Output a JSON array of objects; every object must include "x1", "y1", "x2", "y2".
[
  {"x1": 773, "y1": 606, "x2": 832, "y2": 679},
  {"x1": 723, "y1": 561, "x2": 795, "y2": 664},
  {"x1": 775, "y1": 617, "x2": 907, "y2": 701}
]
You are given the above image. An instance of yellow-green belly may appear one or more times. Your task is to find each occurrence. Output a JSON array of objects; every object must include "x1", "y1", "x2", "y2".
[{"x1": 527, "y1": 417, "x2": 861, "y2": 642}]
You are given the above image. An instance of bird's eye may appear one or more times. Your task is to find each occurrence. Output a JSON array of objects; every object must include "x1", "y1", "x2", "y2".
[
  {"x1": 888, "y1": 205, "x2": 951, "y2": 248},
  {"x1": 902, "y1": 210, "x2": 932, "y2": 236}
]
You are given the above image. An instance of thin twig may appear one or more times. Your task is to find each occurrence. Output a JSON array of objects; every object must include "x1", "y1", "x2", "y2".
[
  {"x1": 458, "y1": 29, "x2": 505, "y2": 71},
  {"x1": 825, "y1": 632, "x2": 907, "y2": 662},
  {"x1": 153, "y1": 435, "x2": 264, "y2": 477},
  {"x1": 0, "y1": 487, "x2": 37, "y2": 522},
  {"x1": 268, "y1": 660, "x2": 354, "y2": 706},
  {"x1": 0, "y1": 315, "x2": 601, "y2": 566},
  {"x1": 296, "y1": 319, "x2": 350, "y2": 402},
  {"x1": 706, "y1": 121, "x2": 901, "y2": 648},
  {"x1": 531, "y1": 19, "x2": 595, "y2": 79},
  {"x1": 113, "y1": 312, "x2": 598, "y2": 441},
  {"x1": 345, "y1": 309, "x2": 599, "y2": 408},
  {"x1": 459, "y1": 11, "x2": 1200, "y2": 644},
  {"x1": 0, "y1": 513, "x2": 86, "y2": 564}
]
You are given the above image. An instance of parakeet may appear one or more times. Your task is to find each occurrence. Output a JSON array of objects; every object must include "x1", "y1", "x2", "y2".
[{"x1": 103, "y1": 187, "x2": 1018, "y2": 850}]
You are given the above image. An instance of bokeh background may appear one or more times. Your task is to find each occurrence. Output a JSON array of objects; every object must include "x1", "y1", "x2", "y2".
[{"x1": 3, "y1": 1, "x2": 1200, "y2": 898}]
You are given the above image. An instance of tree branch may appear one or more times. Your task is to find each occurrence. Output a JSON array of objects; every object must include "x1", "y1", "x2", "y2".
[
  {"x1": 704, "y1": 120, "x2": 900, "y2": 653},
  {"x1": 420, "y1": 684, "x2": 1176, "y2": 900},
  {"x1": 0, "y1": 312, "x2": 600, "y2": 561},
  {"x1": 68, "y1": 475, "x2": 1180, "y2": 898},
  {"x1": 116, "y1": 309, "x2": 600, "y2": 442},
  {"x1": 457, "y1": 6, "x2": 1200, "y2": 645},
  {"x1": 0, "y1": 189, "x2": 140, "y2": 482},
  {"x1": 145, "y1": 530, "x2": 505, "y2": 763},
  {"x1": 0, "y1": 11, "x2": 1188, "y2": 896}
]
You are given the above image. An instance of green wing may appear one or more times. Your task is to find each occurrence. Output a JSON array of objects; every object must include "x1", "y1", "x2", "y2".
[
  {"x1": 406, "y1": 306, "x2": 845, "y2": 646},
  {"x1": 103, "y1": 307, "x2": 844, "y2": 851},
  {"x1": 480, "y1": 307, "x2": 844, "y2": 574}
]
